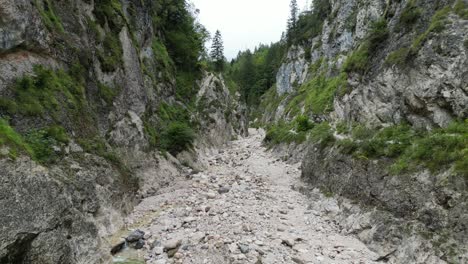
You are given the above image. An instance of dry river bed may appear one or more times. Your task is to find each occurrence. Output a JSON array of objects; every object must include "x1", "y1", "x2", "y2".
[{"x1": 111, "y1": 129, "x2": 379, "y2": 264}]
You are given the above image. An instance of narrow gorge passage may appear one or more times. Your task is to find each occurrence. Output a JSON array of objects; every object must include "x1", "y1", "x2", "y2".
[{"x1": 113, "y1": 129, "x2": 379, "y2": 264}]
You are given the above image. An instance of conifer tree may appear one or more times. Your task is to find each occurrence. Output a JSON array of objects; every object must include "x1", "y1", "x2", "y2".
[
  {"x1": 287, "y1": 0, "x2": 299, "y2": 42},
  {"x1": 210, "y1": 30, "x2": 225, "y2": 72}
]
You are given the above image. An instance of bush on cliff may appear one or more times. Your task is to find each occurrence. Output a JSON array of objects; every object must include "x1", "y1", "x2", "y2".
[{"x1": 160, "y1": 122, "x2": 195, "y2": 155}]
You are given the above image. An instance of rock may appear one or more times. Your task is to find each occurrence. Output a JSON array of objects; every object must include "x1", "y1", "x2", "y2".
[
  {"x1": 167, "y1": 247, "x2": 179, "y2": 258},
  {"x1": 281, "y1": 238, "x2": 295, "y2": 248},
  {"x1": 134, "y1": 239, "x2": 145, "y2": 250},
  {"x1": 206, "y1": 192, "x2": 217, "y2": 199},
  {"x1": 154, "y1": 246, "x2": 164, "y2": 255},
  {"x1": 126, "y1": 229, "x2": 145, "y2": 242},
  {"x1": 291, "y1": 257, "x2": 305, "y2": 264},
  {"x1": 238, "y1": 243, "x2": 250, "y2": 254},
  {"x1": 218, "y1": 186, "x2": 231, "y2": 194},
  {"x1": 110, "y1": 241, "x2": 126, "y2": 255},
  {"x1": 164, "y1": 239, "x2": 182, "y2": 251}
]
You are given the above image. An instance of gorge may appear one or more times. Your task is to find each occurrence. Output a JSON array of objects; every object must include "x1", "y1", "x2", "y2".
[{"x1": 0, "y1": 0, "x2": 467, "y2": 263}]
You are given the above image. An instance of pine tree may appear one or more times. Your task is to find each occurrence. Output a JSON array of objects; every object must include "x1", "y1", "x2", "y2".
[
  {"x1": 287, "y1": 0, "x2": 299, "y2": 42},
  {"x1": 210, "y1": 30, "x2": 225, "y2": 72}
]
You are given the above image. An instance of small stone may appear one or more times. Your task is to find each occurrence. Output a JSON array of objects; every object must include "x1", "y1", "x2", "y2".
[
  {"x1": 134, "y1": 239, "x2": 145, "y2": 249},
  {"x1": 183, "y1": 217, "x2": 196, "y2": 224},
  {"x1": 238, "y1": 244, "x2": 250, "y2": 254},
  {"x1": 154, "y1": 247, "x2": 164, "y2": 255},
  {"x1": 164, "y1": 239, "x2": 182, "y2": 250},
  {"x1": 282, "y1": 238, "x2": 295, "y2": 248},
  {"x1": 167, "y1": 248, "x2": 179, "y2": 258},
  {"x1": 110, "y1": 241, "x2": 126, "y2": 255},
  {"x1": 126, "y1": 229, "x2": 145, "y2": 242},
  {"x1": 291, "y1": 257, "x2": 305, "y2": 264},
  {"x1": 218, "y1": 186, "x2": 231, "y2": 194},
  {"x1": 206, "y1": 192, "x2": 216, "y2": 199}
]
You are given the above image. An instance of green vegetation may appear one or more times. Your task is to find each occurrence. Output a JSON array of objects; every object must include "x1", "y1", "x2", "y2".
[
  {"x1": 390, "y1": 121, "x2": 468, "y2": 176},
  {"x1": 35, "y1": 0, "x2": 64, "y2": 33},
  {"x1": 227, "y1": 43, "x2": 286, "y2": 107},
  {"x1": 344, "y1": 19, "x2": 389, "y2": 73},
  {"x1": 0, "y1": 118, "x2": 32, "y2": 159},
  {"x1": 300, "y1": 73, "x2": 347, "y2": 114},
  {"x1": 283, "y1": 69, "x2": 347, "y2": 117},
  {"x1": 264, "y1": 121, "x2": 308, "y2": 146},
  {"x1": 98, "y1": 33, "x2": 124, "y2": 72},
  {"x1": 295, "y1": 115, "x2": 314, "y2": 132},
  {"x1": 160, "y1": 122, "x2": 196, "y2": 155},
  {"x1": 454, "y1": 0, "x2": 468, "y2": 19},
  {"x1": 335, "y1": 121, "x2": 468, "y2": 177},
  {"x1": 152, "y1": 39, "x2": 174, "y2": 76},
  {"x1": 385, "y1": 47, "x2": 411, "y2": 67},
  {"x1": 2, "y1": 65, "x2": 85, "y2": 117},
  {"x1": 93, "y1": 0, "x2": 125, "y2": 31},
  {"x1": 0, "y1": 119, "x2": 69, "y2": 163},
  {"x1": 410, "y1": 6, "x2": 451, "y2": 56},
  {"x1": 97, "y1": 82, "x2": 119, "y2": 105},
  {"x1": 24, "y1": 126, "x2": 69, "y2": 164},
  {"x1": 398, "y1": 0, "x2": 423, "y2": 28},
  {"x1": 210, "y1": 30, "x2": 225, "y2": 72},
  {"x1": 309, "y1": 122, "x2": 335, "y2": 147},
  {"x1": 265, "y1": 118, "x2": 467, "y2": 178},
  {"x1": 287, "y1": 0, "x2": 332, "y2": 44},
  {"x1": 143, "y1": 102, "x2": 195, "y2": 155},
  {"x1": 264, "y1": 118, "x2": 335, "y2": 148},
  {"x1": 92, "y1": 0, "x2": 125, "y2": 72}
]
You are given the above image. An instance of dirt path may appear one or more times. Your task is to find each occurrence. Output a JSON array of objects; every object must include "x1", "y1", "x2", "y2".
[{"x1": 113, "y1": 129, "x2": 379, "y2": 264}]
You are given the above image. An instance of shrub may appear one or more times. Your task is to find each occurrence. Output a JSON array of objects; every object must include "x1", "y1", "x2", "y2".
[
  {"x1": 302, "y1": 73, "x2": 348, "y2": 114},
  {"x1": 264, "y1": 121, "x2": 308, "y2": 146},
  {"x1": 309, "y1": 122, "x2": 335, "y2": 147},
  {"x1": 344, "y1": 18, "x2": 388, "y2": 73},
  {"x1": 0, "y1": 118, "x2": 32, "y2": 159},
  {"x1": 399, "y1": 0, "x2": 423, "y2": 27},
  {"x1": 160, "y1": 122, "x2": 195, "y2": 155},
  {"x1": 0, "y1": 98, "x2": 18, "y2": 114},
  {"x1": 152, "y1": 39, "x2": 174, "y2": 71},
  {"x1": 98, "y1": 82, "x2": 119, "y2": 104},
  {"x1": 385, "y1": 47, "x2": 411, "y2": 67},
  {"x1": 295, "y1": 115, "x2": 314, "y2": 132},
  {"x1": 410, "y1": 6, "x2": 451, "y2": 55},
  {"x1": 343, "y1": 48, "x2": 369, "y2": 73},
  {"x1": 454, "y1": 0, "x2": 468, "y2": 19},
  {"x1": 24, "y1": 125, "x2": 69, "y2": 163},
  {"x1": 34, "y1": 0, "x2": 64, "y2": 33},
  {"x1": 98, "y1": 32, "x2": 123, "y2": 72},
  {"x1": 9, "y1": 65, "x2": 86, "y2": 117}
]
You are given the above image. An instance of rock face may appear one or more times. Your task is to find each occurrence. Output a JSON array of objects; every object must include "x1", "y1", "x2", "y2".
[
  {"x1": 196, "y1": 73, "x2": 249, "y2": 147},
  {"x1": 301, "y1": 144, "x2": 468, "y2": 263},
  {"x1": 0, "y1": 0, "x2": 248, "y2": 263},
  {"x1": 266, "y1": 0, "x2": 467, "y2": 128},
  {"x1": 260, "y1": 0, "x2": 468, "y2": 262},
  {"x1": 276, "y1": 46, "x2": 310, "y2": 95}
]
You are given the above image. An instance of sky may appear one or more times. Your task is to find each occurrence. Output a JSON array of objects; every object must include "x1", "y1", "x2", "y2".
[{"x1": 191, "y1": 0, "x2": 309, "y2": 60}]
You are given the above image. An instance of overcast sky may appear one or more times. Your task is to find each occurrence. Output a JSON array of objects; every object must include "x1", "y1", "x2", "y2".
[{"x1": 192, "y1": 0, "x2": 309, "y2": 60}]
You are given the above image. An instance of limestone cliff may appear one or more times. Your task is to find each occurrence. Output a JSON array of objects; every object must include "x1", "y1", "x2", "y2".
[
  {"x1": 261, "y1": 0, "x2": 468, "y2": 262},
  {"x1": 0, "y1": 0, "x2": 247, "y2": 262}
]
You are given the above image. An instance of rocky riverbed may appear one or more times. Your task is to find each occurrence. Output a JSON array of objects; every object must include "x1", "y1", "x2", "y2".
[{"x1": 111, "y1": 129, "x2": 379, "y2": 264}]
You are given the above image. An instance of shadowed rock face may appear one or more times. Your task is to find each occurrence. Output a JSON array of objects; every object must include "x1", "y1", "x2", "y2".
[
  {"x1": 301, "y1": 143, "x2": 468, "y2": 263},
  {"x1": 0, "y1": 0, "x2": 248, "y2": 263},
  {"x1": 0, "y1": 155, "x2": 135, "y2": 263}
]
